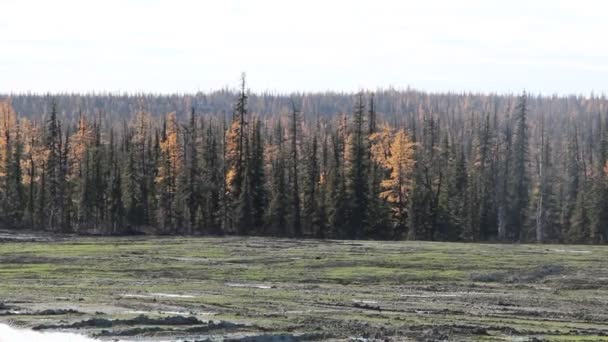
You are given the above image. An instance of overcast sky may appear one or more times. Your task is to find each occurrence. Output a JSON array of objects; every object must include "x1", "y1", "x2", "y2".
[{"x1": 1, "y1": 0, "x2": 607, "y2": 94}]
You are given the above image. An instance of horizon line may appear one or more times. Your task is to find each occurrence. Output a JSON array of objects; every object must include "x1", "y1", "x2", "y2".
[{"x1": 2, "y1": 86, "x2": 608, "y2": 99}]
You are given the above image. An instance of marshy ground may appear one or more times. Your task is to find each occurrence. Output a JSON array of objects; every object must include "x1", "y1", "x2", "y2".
[{"x1": 0, "y1": 232, "x2": 607, "y2": 341}]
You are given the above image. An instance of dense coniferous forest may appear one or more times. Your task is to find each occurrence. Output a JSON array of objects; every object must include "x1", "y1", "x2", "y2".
[{"x1": 1, "y1": 77, "x2": 608, "y2": 243}]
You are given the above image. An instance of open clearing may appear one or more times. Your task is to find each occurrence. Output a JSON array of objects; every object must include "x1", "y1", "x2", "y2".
[{"x1": 1, "y1": 234, "x2": 608, "y2": 341}]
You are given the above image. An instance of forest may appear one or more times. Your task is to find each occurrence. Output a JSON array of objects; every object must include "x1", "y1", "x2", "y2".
[{"x1": 1, "y1": 76, "x2": 607, "y2": 244}]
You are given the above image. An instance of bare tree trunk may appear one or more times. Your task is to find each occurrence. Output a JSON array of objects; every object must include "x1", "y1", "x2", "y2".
[
  {"x1": 536, "y1": 112, "x2": 545, "y2": 243},
  {"x1": 498, "y1": 205, "x2": 507, "y2": 241}
]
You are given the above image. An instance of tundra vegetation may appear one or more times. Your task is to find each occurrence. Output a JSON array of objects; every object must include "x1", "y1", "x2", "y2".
[{"x1": 0, "y1": 235, "x2": 607, "y2": 340}]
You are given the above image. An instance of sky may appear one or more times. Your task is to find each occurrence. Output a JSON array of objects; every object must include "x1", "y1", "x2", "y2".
[{"x1": 1, "y1": 0, "x2": 608, "y2": 95}]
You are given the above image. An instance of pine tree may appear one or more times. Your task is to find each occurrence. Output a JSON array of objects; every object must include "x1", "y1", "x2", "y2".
[
  {"x1": 302, "y1": 126, "x2": 319, "y2": 236},
  {"x1": 236, "y1": 128, "x2": 253, "y2": 234},
  {"x1": 479, "y1": 114, "x2": 497, "y2": 239},
  {"x1": 443, "y1": 140, "x2": 467, "y2": 240},
  {"x1": 250, "y1": 119, "x2": 266, "y2": 232},
  {"x1": 60, "y1": 127, "x2": 72, "y2": 232},
  {"x1": 369, "y1": 123, "x2": 395, "y2": 236},
  {"x1": 570, "y1": 182, "x2": 590, "y2": 243},
  {"x1": 225, "y1": 74, "x2": 249, "y2": 233},
  {"x1": 497, "y1": 108, "x2": 513, "y2": 241},
  {"x1": 155, "y1": 112, "x2": 182, "y2": 233},
  {"x1": 530, "y1": 129, "x2": 560, "y2": 242},
  {"x1": 184, "y1": 108, "x2": 202, "y2": 233},
  {"x1": 316, "y1": 130, "x2": 330, "y2": 238},
  {"x1": 3, "y1": 118, "x2": 25, "y2": 227},
  {"x1": 534, "y1": 112, "x2": 548, "y2": 242},
  {"x1": 236, "y1": 118, "x2": 266, "y2": 235},
  {"x1": 124, "y1": 109, "x2": 151, "y2": 227},
  {"x1": 289, "y1": 100, "x2": 302, "y2": 237},
  {"x1": 44, "y1": 100, "x2": 63, "y2": 231},
  {"x1": 267, "y1": 121, "x2": 288, "y2": 236},
  {"x1": 378, "y1": 129, "x2": 415, "y2": 238},
  {"x1": 562, "y1": 126, "x2": 581, "y2": 241},
  {"x1": 409, "y1": 114, "x2": 443, "y2": 240},
  {"x1": 0, "y1": 100, "x2": 19, "y2": 226},
  {"x1": 202, "y1": 119, "x2": 222, "y2": 234},
  {"x1": 70, "y1": 114, "x2": 94, "y2": 229},
  {"x1": 366, "y1": 96, "x2": 391, "y2": 239},
  {"x1": 107, "y1": 129, "x2": 125, "y2": 234},
  {"x1": 346, "y1": 93, "x2": 370, "y2": 239},
  {"x1": 590, "y1": 115, "x2": 608, "y2": 243},
  {"x1": 23, "y1": 120, "x2": 41, "y2": 228},
  {"x1": 328, "y1": 115, "x2": 348, "y2": 238},
  {"x1": 508, "y1": 93, "x2": 530, "y2": 241}
]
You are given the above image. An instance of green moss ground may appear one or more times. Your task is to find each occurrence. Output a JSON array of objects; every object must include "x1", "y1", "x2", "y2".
[{"x1": 1, "y1": 237, "x2": 607, "y2": 341}]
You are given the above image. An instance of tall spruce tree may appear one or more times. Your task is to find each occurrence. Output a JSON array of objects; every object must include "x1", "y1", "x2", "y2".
[
  {"x1": 508, "y1": 93, "x2": 530, "y2": 241},
  {"x1": 268, "y1": 121, "x2": 288, "y2": 236},
  {"x1": 251, "y1": 119, "x2": 266, "y2": 232},
  {"x1": 225, "y1": 73, "x2": 248, "y2": 233},
  {"x1": 202, "y1": 119, "x2": 222, "y2": 235},
  {"x1": 346, "y1": 93, "x2": 370, "y2": 239},
  {"x1": 303, "y1": 124, "x2": 319, "y2": 235},
  {"x1": 289, "y1": 100, "x2": 302, "y2": 237},
  {"x1": 590, "y1": 114, "x2": 608, "y2": 243},
  {"x1": 184, "y1": 108, "x2": 202, "y2": 233},
  {"x1": 44, "y1": 100, "x2": 63, "y2": 231}
]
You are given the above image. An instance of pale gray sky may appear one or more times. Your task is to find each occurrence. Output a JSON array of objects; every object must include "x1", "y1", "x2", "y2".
[{"x1": 1, "y1": 0, "x2": 607, "y2": 94}]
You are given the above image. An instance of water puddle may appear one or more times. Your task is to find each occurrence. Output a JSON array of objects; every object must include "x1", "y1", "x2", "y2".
[
  {"x1": 400, "y1": 291, "x2": 507, "y2": 298},
  {"x1": 121, "y1": 294, "x2": 153, "y2": 298},
  {"x1": 0, "y1": 323, "x2": 191, "y2": 341},
  {"x1": 550, "y1": 249, "x2": 591, "y2": 254},
  {"x1": 225, "y1": 283, "x2": 274, "y2": 289},
  {"x1": 0, "y1": 323, "x2": 100, "y2": 342},
  {"x1": 150, "y1": 293, "x2": 195, "y2": 298},
  {"x1": 121, "y1": 292, "x2": 196, "y2": 299},
  {"x1": 126, "y1": 310, "x2": 217, "y2": 316}
]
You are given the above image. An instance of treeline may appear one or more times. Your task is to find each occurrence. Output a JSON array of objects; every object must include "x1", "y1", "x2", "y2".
[{"x1": 1, "y1": 79, "x2": 607, "y2": 243}]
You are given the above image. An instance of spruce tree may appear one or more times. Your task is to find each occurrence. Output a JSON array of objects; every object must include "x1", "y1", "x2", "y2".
[
  {"x1": 202, "y1": 119, "x2": 222, "y2": 234},
  {"x1": 289, "y1": 101, "x2": 302, "y2": 237},
  {"x1": 44, "y1": 100, "x2": 62, "y2": 231},
  {"x1": 4, "y1": 121, "x2": 25, "y2": 227},
  {"x1": 346, "y1": 93, "x2": 369, "y2": 239},
  {"x1": 329, "y1": 115, "x2": 348, "y2": 238},
  {"x1": 508, "y1": 93, "x2": 530, "y2": 241},
  {"x1": 107, "y1": 130, "x2": 125, "y2": 234},
  {"x1": 185, "y1": 108, "x2": 202, "y2": 233},
  {"x1": 590, "y1": 115, "x2": 608, "y2": 243},
  {"x1": 268, "y1": 121, "x2": 288, "y2": 236},
  {"x1": 225, "y1": 74, "x2": 249, "y2": 233},
  {"x1": 302, "y1": 127, "x2": 319, "y2": 236},
  {"x1": 367, "y1": 97, "x2": 392, "y2": 239},
  {"x1": 249, "y1": 119, "x2": 266, "y2": 232}
]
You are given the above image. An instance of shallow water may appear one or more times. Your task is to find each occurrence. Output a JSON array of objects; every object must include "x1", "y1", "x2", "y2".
[{"x1": 0, "y1": 323, "x2": 99, "y2": 342}]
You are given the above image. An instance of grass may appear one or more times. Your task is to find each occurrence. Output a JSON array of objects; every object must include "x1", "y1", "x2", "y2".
[{"x1": 0, "y1": 236, "x2": 607, "y2": 340}]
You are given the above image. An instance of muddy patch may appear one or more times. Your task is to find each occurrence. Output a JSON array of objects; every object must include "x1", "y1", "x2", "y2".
[
  {"x1": 0, "y1": 308, "x2": 83, "y2": 316},
  {"x1": 33, "y1": 314, "x2": 203, "y2": 330},
  {"x1": 94, "y1": 319, "x2": 246, "y2": 337},
  {"x1": 470, "y1": 264, "x2": 565, "y2": 283}
]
